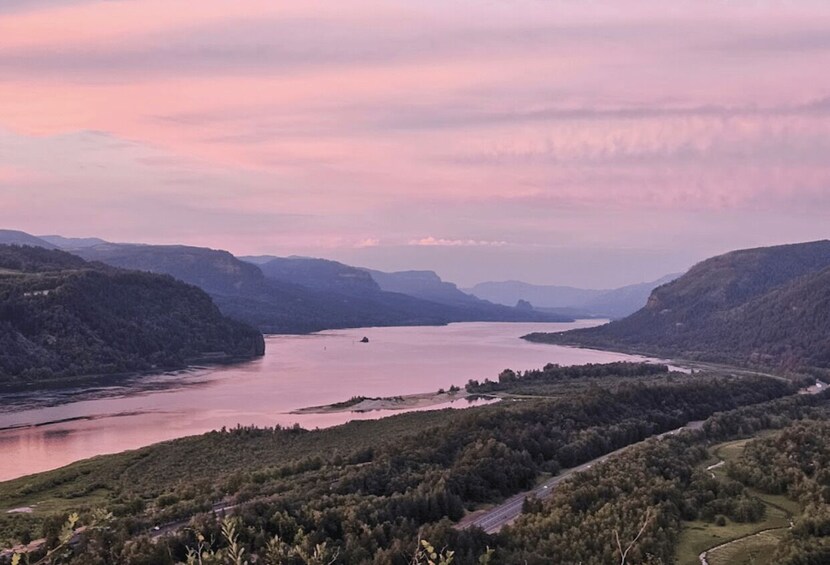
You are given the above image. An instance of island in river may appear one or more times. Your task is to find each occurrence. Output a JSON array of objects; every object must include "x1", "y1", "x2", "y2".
[
  {"x1": 291, "y1": 389, "x2": 483, "y2": 414},
  {"x1": 0, "y1": 321, "x2": 670, "y2": 481}
]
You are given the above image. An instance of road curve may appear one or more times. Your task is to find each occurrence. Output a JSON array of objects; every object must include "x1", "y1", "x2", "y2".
[{"x1": 457, "y1": 420, "x2": 705, "y2": 534}]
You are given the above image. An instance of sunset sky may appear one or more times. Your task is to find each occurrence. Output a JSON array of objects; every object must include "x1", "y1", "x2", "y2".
[{"x1": 2, "y1": 1, "x2": 829, "y2": 287}]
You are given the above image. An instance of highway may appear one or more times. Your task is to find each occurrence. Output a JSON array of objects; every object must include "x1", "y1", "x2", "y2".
[{"x1": 457, "y1": 420, "x2": 705, "y2": 534}]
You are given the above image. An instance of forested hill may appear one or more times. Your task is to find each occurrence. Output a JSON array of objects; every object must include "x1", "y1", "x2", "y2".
[
  {"x1": 525, "y1": 240, "x2": 830, "y2": 369},
  {"x1": 75, "y1": 244, "x2": 567, "y2": 333},
  {"x1": 0, "y1": 245, "x2": 264, "y2": 386},
  {"x1": 250, "y1": 257, "x2": 559, "y2": 320}
]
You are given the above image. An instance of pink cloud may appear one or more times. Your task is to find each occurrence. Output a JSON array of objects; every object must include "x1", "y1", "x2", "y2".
[
  {"x1": 355, "y1": 238, "x2": 381, "y2": 248},
  {"x1": 409, "y1": 237, "x2": 508, "y2": 247},
  {"x1": 1, "y1": 0, "x2": 829, "y2": 283}
]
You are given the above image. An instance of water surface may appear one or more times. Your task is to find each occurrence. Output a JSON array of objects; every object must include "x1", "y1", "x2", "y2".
[{"x1": 0, "y1": 321, "x2": 663, "y2": 481}]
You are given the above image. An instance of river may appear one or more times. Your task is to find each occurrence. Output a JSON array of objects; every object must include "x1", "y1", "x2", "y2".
[{"x1": 0, "y1": 321, "x2": 665, "y2": 481}]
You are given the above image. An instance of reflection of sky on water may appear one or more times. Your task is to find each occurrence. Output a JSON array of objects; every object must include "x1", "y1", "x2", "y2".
[{"x1": 0, "y1": 321, "x2": 666, "y2": 481}]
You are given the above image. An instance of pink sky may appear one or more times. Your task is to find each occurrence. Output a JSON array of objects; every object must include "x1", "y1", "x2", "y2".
[{"x1": 1, "y1": 0, "x2": 830, "y2": 286}]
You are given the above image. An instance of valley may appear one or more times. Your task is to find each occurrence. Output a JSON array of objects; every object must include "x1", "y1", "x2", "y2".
[
  {"x1": 3, "y1": 2, "x2": 828, "y2": 562},
  {"x1": 2, "y1": 239, "x2": 830, "y2": 564},
  {"x1": 0, "y1": 321, "x2": 655, "y2": 481}
]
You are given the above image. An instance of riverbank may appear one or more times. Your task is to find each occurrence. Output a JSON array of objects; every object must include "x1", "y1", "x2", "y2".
[
  {"x1": 0, "y1": 353, "x2": 261, "y2": 397},
  {"x1": 0, "y1": 321, "x2": 651, "y2": 481},
  {"x1": 291, "y1": 389, "x2": 478, "y2": 414}
]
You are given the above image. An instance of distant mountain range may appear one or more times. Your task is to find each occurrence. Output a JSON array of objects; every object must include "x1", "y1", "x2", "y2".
[
  {"x1": 0, "y1": 245, "x2": 264, "y2": 387},
  {"x1": 0, "y1": 229, "x2": 59, "y2": 250},
  {"x1": 10, "y1": 230, "x2": 707, "y2": 335},
  {"x1": 24, "y1": 239, "x2": 565, "y2": 333},
  {"x1": 38, "y1": 235, "x2": 110, "y2": 250},
  {"x1": 365, "y1": 269, "x2": 489, "y2": 307},
  {"x1": 244, "y1": 256, "x2": 513, "y2": 310},
  {"x1": 465, "y1": 274, "x2": 681, "y2": 319},
  {"x1": 233, "y1": 255, "x2": 567, "y2": 330},
  {"x1": 525, "y1": 240, "x2": 830, "y2": 369}
]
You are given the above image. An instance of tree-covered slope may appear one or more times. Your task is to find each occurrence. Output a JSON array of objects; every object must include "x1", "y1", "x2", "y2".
[
  {"x1": 0, "y1": 364, "x2": 808, "y2": 564},
  {"x1": 75, "y1": 244, "x2": 392, "y2": 333},
  {"x1": 249, "y1": 256, "x2": 568, "y2": 321},
  {"x1": 75, "y1": 244, "x2": 568, "y2": 333},
  {"x1": 0, "y1": 245, "x2": 264, "y2": 385},
  {"x1": 525, "y1": 240, "x2": 830, "y2": 368}
]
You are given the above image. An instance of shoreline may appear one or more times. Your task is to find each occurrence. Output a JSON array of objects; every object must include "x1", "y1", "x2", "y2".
[
  {"x1": 0, "y1": 353, "x2": 260, "y2": 396},
  {"x1": 291, "y1": 390, "x2": 483, "y2": 414}
]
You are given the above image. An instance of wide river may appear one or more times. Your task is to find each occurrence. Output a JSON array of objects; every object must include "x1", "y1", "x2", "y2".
[{"x1": 0, "y1": 321, "x2": 663, "y2": 481}]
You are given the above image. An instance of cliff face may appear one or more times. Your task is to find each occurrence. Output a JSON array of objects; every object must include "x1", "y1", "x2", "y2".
[
  {"x1": 0, "y1": 245, "x2": 264, "y2": 386},
  {"x1": 525, "y1": 240, "x2": 830, "y2": 368}
]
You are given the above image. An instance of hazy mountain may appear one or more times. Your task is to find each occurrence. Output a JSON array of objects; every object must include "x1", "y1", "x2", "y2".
[
  {"x1": 245, "y1": 256, "x2": 575, "y2": 320},
  {"x1": 0, "y1": 245, "x2": 264, "y2": 386},
  {"x1": 526, "y1": 240, "x2": 830, "y2": 368},
  {"x1": 38, "y1": 235, "x2": 110, "y2": 249},
  {"x1": 75, "y1": 244, "x2": 388, "y2": 333},
  {"x1": 466, "y1": 274, "x2": 681, "y2": 319},
  {"x1": 239, "y1": 255, "x2": 281, "y2": 265},
  {"x1": 73, "y1": 244, "x2": 567, "y2": 333},
  {"x1": 0, "y1": 229, "x2": 58, "y2": 250},
  {"x1": 78, "y1": 243, "x2": 268, "y2": 297},
  {"x1": 251, "y1": 256, "x2": 381, "y2": 295},
  {"x1": 250, "y1": 257, "x2": 569, "y2": 322},
  {"x1": 467, "y1": 281, "x2": 603, "y2": 308},
  {"x1": 364, "y1": 269, "x2": 488, "y2": 307},
  {"x1": 578, "y1": 274, "x2": 682, "y2": 319}
]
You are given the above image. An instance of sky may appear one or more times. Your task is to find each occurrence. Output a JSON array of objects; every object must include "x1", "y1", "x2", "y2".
[{"x1": 1, "y1": 1, "x2": 830, "y2": 288}]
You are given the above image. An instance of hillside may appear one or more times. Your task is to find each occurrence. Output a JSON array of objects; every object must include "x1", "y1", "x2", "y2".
[
  {"x1": 467, "y1": 280, "x2": 602, "y2": 308},
  {"x1": 75, "y1": 244, "x2": 567, "y2": 333},
  {"x1": 38, "y1": 235, "x2": 110, "y2": 250},
  {"x1": 76, "y1": 244, "x2": 400, "y2": 333},
  {"x1": 365, "y1": 268, "x2": 483, "y2": 306},
  {"x1": 525, "y1": 240, "x2": 830, "y2": 368},
  {"x1": 0, "y1": 245, "x2": 264, "y2": 386},
  {"x1": 77, "y1": 244, "x2": 268, "y2": 297},
  {"x1": 467, "y1": 274, "x2": 680, "y2": 319},
  {"x1": 255, "y1": 256, "x2": 380, "y2": 294},
  {"x1": 256, "y1": 257, "x2": 568, "y2": 322},
  {"x1": 0, "y1": 230, "x2": 58, "y2": 250}
]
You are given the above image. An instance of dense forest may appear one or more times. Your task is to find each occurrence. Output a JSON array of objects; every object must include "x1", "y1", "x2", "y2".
[
  {"x1": 464, "y1": 361, "x2": 672, "y2": 394},
  {"x1": 525, "y1": 240, "x2": 830, "y2": 370},
  {"x1": 0, "y1": 245, "x2": 264, "y2": 387},
  {"x1": 0, "y1": 362, "x2": 813, "y2": 564}
]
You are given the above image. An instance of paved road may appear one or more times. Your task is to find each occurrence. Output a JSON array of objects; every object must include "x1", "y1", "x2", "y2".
[
  {"x1": 458, "y1": 421, "x2": 705, "y2": 534},
  {"x1": 150, "y1": 500, "x2": 237, "y2": 539}
]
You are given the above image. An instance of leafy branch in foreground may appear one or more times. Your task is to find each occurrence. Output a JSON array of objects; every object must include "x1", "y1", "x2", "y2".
[
  {"x1": 11, "y1": 509, "x2": 112, "y2": 565},
  {"x1": 181, "y1": 517, "x2": 340, "y2": 565},
  {"x1": 614, "y1": 507, "x2": 655, "y2": 565}
]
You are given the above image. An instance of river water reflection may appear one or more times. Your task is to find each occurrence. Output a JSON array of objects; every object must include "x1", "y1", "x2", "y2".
[{"x1": 0, "y1": 321, "x2": 665, "y2": 481}]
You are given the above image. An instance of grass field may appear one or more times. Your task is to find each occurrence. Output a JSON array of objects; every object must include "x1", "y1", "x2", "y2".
[
  {"x1": 706, "y1": 529, "x2": 788, "y2": 565},
  {"x1": 674, "y1": 435, "x2": 800, "y2": 565},
  {"x1": 675, "y1": 512, "x2": 791, "y2": 565}
]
